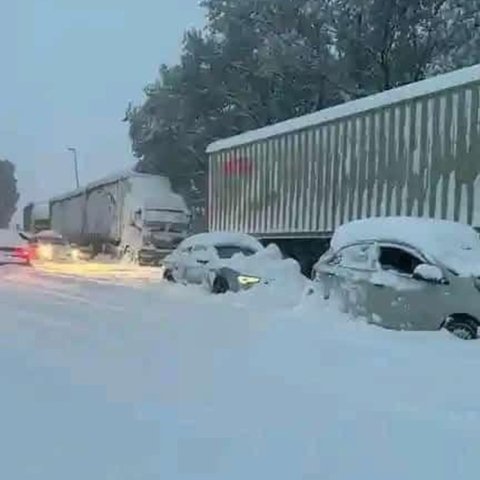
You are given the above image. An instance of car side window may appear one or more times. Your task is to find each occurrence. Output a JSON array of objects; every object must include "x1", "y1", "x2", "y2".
[
  {"x1": 336, "y1": 243, "x2": 375, "y2": 270},
  {"x1": 378, "y1": 246, "x2": 423, "y2": 276}
]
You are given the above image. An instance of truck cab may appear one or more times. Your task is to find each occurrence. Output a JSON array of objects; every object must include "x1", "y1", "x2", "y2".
[{"x1": 123, "y1": 202, "x2": 191, "y2": 265}]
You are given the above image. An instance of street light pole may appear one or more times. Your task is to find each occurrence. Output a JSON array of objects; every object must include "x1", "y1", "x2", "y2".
[{"x1": 67, "y1": 147, "x2": 80, "y2": 188}]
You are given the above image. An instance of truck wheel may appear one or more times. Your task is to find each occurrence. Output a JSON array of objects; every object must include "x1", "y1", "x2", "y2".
[{"x1": 212, "y1": 276, "x2": 229, "y2": 294}]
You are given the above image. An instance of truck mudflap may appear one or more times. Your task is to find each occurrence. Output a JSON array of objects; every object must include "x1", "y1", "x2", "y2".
[{"x1": 138, "y1": 248, "x2": 173, "y2": 266}]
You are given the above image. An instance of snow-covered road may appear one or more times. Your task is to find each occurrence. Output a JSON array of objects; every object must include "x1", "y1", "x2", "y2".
[{"x1": 1, "y1": 263, "x2": 480, "y2": 479}]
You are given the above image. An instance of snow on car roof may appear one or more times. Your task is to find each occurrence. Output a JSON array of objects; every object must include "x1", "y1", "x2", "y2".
[
  {"x1": 181, "y1": 232, "x2": 263, "y2": 251},
  {"x1": 331, "y1": 217, "x2": 480, "y2": 276},
  {"x1": 332, "y1": 217, "x2": 478, "y2": 251},
  {"x1": 34, "y1": 229, "x2": 63, "y2": 239},
  {"x1": 0, "y1": 229, "x2": 27, "y2": 247}
]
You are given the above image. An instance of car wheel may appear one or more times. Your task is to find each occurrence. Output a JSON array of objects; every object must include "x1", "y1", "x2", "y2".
[
  {"x1": 163, "y1": 269, "x2": 175, "y2": 282},
  {"x1": 445, "y1": 315, "x2": 478, "y2": 340},
  {"x1": 212, "y1": 276, "x2": 229, "y2": 294}
]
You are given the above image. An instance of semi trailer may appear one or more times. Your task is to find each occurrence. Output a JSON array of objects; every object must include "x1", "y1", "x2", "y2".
[
  {"x1": 49, "y1": 170, "x2": 190, "y2": 264},
  {"x1": 206, "y1": 63, "x2": 480, "y2": 274}
]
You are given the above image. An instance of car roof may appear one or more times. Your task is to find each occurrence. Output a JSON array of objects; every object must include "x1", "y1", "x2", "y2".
[
  {"x1": 34, "y1": 229, "x2": 63, "y2": 239},
  {"x1": 331, "y1": 217, "x2": 479, "y2": 252},
  {"x1": 180, "y1": 232, "x2": 263, "y2": 251}
]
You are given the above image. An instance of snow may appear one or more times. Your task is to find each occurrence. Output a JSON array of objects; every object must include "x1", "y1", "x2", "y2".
[
  {"x1": 0, "y1": 229, "x2": 28, "y2": 247},
  {"x1": 34, "y1": 229, "x2": 64, "y2": 239},
  {"x1": 331, "y1": 216, "x2": 480, "y2": 276},
  {"x1": 2, "y1": 263, "x2": 480, "y2": 479},
  {"x1": 414, "y1": 264, "x2": 444, "y2": 282},
  {"x1": 50, "y1": 170, "x2": 186, "y2": 214},
  {"x1": 177, "y1": 231, "x2": 264, "y2": 251},
  {"x1": 207, "y1": 63, "x2": 480, "y2": 153}
]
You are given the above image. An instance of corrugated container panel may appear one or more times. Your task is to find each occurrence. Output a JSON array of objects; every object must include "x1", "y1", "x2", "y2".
[
  {"x1": 306, "y1": 129, "x2": 315, "y2": 231},
  {"x1": 470, "y1": 86, "x2": 480, "y2": 226},
  {"x1": 293, "y1": 133, "x2": 301, "y2": 232},
  {"x1": 261, "y1": 140, "x2": 269, "y2": 233},
  {"x1": 272, "y1": 136, "x2": 282, "y2": 232},
  {"x1": 255, "y1": 141, "x2": 263, "y2": 233},
  {"x1": 207, "y1": 68, "x2": 480, "y2": 235}
]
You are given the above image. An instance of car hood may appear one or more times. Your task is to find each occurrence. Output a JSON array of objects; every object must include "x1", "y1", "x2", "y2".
[{"x1": 216, "y1": 243, "x2": 301, "y2": 281}]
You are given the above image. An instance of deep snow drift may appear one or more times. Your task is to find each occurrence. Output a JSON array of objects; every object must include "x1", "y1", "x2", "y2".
[{"x1": 1, "y1": 265, "x2": 480, "y2": 479}]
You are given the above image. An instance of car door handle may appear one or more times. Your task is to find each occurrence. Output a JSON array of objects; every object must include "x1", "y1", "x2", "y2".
[
  {"x1": 372, "y1": 283, "x2": 385, "y2": 288},
  {"x1": 196, "y1": 259, "x2": 208, "y2": 265}
]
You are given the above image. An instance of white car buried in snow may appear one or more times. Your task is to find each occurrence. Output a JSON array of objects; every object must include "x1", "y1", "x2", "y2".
[
  {"x1": 312, "y1": 216, "x2": 480, "y2": 340},
  {"x1": 163, "y1": 232, "x2": 301, "y2": 294}
]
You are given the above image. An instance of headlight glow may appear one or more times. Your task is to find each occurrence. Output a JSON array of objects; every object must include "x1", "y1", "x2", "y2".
[
  {"x1": 238, "y1": 275, "x2": 261, "y2": 286},
  {"x1": 38, "y1": 244, "x2": 53, "y2": 260}
]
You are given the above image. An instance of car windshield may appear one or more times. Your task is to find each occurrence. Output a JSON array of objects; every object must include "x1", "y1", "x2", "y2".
[
  {"x1": 214, "y1": 245, "x2": 256, "y2": 259},
  {"x1": 145, "y1": 209, "x2": 189, "y2": 224}
]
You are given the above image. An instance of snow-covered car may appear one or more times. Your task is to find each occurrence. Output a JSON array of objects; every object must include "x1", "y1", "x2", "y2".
[
  {"x1": 30, "y1": 230, "x2": 80, "y2": 262},
  {"x1": 0, "y1": 229, "x2": 32, "y2": 266},
  {"x1": 312, "y1": 217, "x2": 480, "y2": 340},
  {"x1": 163, "y1": 232, "x2": 299, "y2": 294}
]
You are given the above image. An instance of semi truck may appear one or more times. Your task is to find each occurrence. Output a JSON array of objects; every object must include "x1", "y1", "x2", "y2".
[
  {"x1": 49, "y1": 170, "x2": 190, "y2": 264},
  {"x1": 206, "y1": 63, "x2": 480, "y2": 275},
  {"x1": 23, "y1": 202, "x2": 50, "y2": 233}
]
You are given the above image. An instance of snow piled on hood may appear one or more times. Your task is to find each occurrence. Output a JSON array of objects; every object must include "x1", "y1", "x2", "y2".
[
  {"x1": 220, "y1": 243, "x2": 309, "y2": 307},
  {"x1": 332, "y1": 217, "x2": 480, "y2": 277}
]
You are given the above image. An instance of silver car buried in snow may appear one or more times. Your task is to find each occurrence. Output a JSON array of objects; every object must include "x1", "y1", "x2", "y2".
[{"x1": 312, "y1": 217, "x2": 480, "y2": 340}]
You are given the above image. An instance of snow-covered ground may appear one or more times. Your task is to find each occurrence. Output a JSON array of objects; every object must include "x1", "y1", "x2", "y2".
[{"x1": 1, "y1": 263, "x2": 480, "y2": 479}]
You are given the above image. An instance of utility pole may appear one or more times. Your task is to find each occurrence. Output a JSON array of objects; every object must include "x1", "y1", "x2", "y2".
[{"x1": 67, "y1": 147, "x2": 80, "y2": 188}]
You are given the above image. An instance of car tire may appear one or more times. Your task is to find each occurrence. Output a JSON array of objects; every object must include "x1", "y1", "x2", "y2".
[
  {"x1": 212, "y1": 276, "x2": 229, "y2": 294},
  {"x1": 445, "y1": 315, "x2": 478, "y2": 340},
  {"x1": 163, "y1": 269, "x2": 175, "y2": 282}
]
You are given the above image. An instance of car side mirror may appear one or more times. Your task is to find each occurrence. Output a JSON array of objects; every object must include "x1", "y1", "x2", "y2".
[{"x1": 413, "y1": 264, "x2": 446, "y2": 284}]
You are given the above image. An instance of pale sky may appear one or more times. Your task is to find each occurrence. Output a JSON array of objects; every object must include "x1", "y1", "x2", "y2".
[{"x1": 0, "y1": 0, "x2": 205, "y2": 218}]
